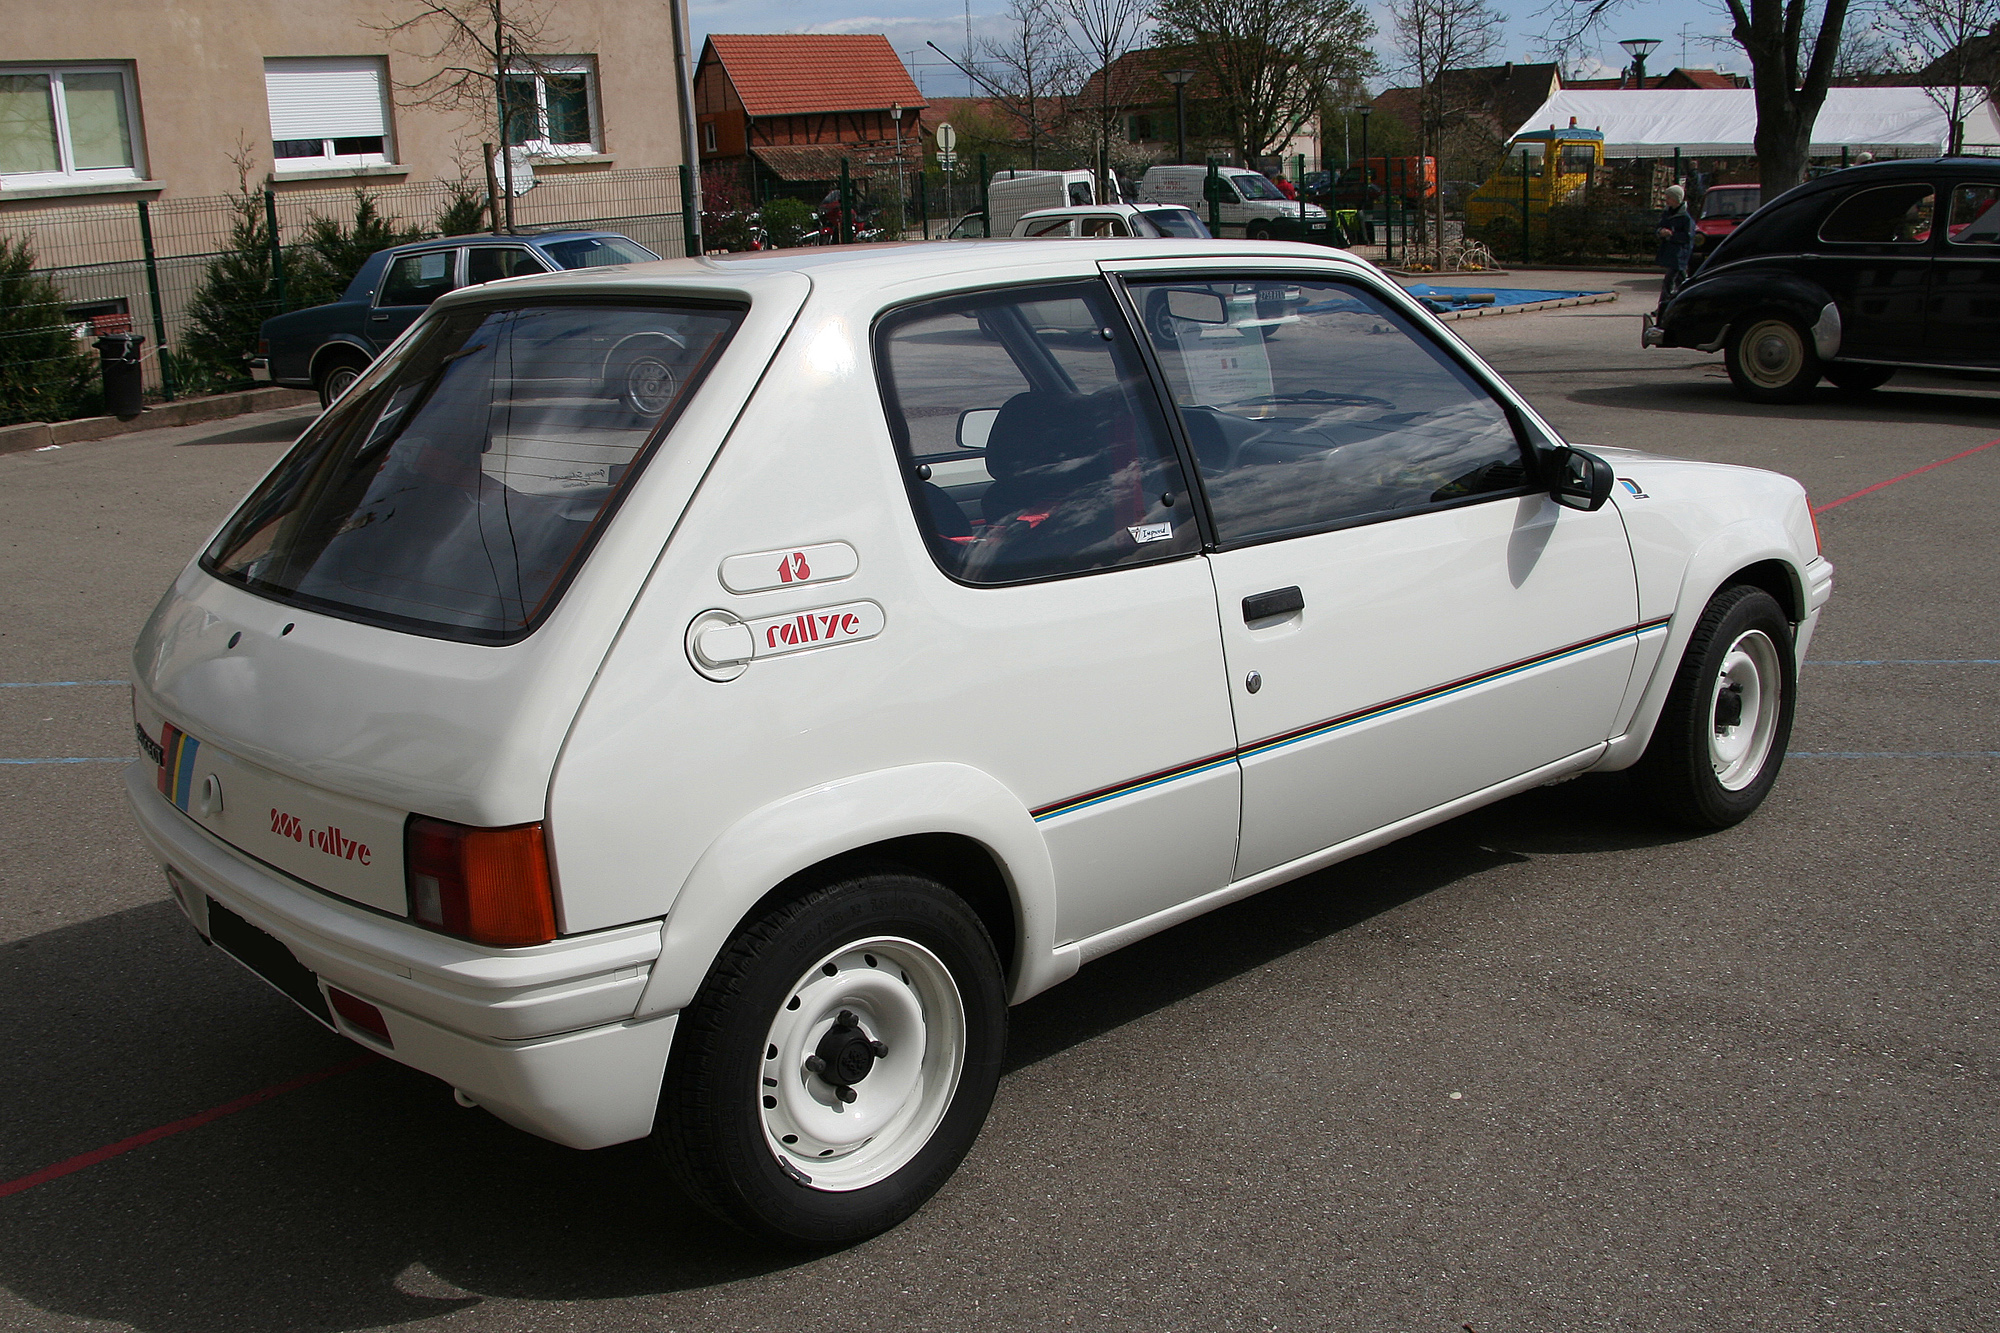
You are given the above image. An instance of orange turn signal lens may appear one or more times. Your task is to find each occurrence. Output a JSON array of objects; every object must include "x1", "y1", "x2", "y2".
[{"x1": 405, "y1": 816, "x2": 557, "y2": 946}]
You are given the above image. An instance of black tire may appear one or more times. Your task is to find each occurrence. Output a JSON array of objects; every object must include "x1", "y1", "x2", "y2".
[
  {"x1": 654, "y1": 869, "x2": 1007, "y2": 1248},
  {"x1": 314, "y1": 352, "x2": 370, "y2": 408},
  {"x1": 1725, "y1": 312, "x2": 1821, "y2": 403},
  {"x1": 1824, "y1": 362, "x2": 1895, "y2": 392},
  {"x1": 1631, "y1": 585, "x2": 1797, "y2": 829},
  {"x1": 1247, "y1": 221, "x2": 1272, "y2": 241}
]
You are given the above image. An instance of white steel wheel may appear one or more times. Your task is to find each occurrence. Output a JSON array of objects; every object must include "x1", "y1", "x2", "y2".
[
  {"x1": 1708, "y1": 629, "x2": 1783, "y2": 791},
  {"x1": 758, "y1": 937, "x2": 965, "y2": 1191},
  {"x1": 1633, "y1": 584, "x2": 1797, "y2": 829},
  {"x1": 654, "y1": 870, "x2": 1006, "y2": 1247}
]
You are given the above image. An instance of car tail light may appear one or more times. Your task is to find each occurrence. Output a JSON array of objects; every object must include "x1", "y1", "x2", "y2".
[
  {"x1": 405, "y1": 817, "x2": 557, "y2": 946},
  {"x1": 327, "y1": 987, "x2": 394, "y2": 1046},
  {"x1": 256, "y1": 339, "x2": 270, "y2": 357}
]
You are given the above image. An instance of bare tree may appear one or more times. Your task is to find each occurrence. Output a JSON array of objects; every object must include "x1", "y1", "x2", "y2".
[
  {"x1": 1052, "y1": 0, "x2": 1153, "y2": 197},
  {"x1": 1886, "y1": 0, "x2": 2000, "y2": 152},
  {"x1": 1542, "y1": 0, "x2": 1855, "y2": 194},
  {"x1": 1393, "y1": 0, "x2": 1501, "y2": 244},
  {"x1": 1151, "y1": 0, "x2": 1378, "y2": 171},
  {"x1": 375, "y1": 0, "x2": 561, "y2": 230},
  {"x1": 1831, "y1": 16, "x2": 1902, "y2": 77},
  {"x1": 980, "y1": 0, "x2": 1080, "y2": 169}
]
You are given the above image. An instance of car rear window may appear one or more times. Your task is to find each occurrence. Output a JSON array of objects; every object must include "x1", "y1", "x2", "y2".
[
  {"x1": 541, "y1": 236, "x2": 657, "y2": 268},
  {"x1": 203, "y1": 299, "x2": 741, "y2": 643},
  {"x1": 1143, "y1": 208, "x2": 1206, "y2": 237}
]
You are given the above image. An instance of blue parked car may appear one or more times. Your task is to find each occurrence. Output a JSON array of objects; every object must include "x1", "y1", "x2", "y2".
[{"x1": 250, "y1": 230, "x2": 660, "y2": 406}]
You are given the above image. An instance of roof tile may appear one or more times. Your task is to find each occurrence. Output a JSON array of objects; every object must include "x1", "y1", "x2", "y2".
[{"x1": 706, "y1": 34, "x2": 927, "y2": 119}]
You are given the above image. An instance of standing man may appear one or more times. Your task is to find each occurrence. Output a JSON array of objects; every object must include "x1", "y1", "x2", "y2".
[{"x1": 1655, "y1": 183, "x2": 1694, "y2": 314}]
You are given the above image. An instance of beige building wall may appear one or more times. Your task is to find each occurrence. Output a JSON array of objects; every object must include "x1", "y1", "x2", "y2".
[{"x1": 1, "y1": 0, "x2": 688, "y2": 214}]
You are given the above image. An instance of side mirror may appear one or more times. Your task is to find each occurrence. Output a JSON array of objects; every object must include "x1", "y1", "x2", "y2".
[
  {"x1": 1547, "y1": 445, "x2": 1615, "y2": 512},
  {"x1": 956, "y1": 407, "x2": 998, "y2": 451}
]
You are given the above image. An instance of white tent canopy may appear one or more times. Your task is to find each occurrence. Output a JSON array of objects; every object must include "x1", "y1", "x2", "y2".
[{"x1": 1510, "y1": 87, "x2": 2000, "y2": 158}]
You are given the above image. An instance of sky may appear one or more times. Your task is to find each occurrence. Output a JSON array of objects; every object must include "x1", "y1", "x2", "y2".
[{"x1": 686, "y1": 0, "x2": 1758, "y2": 100}]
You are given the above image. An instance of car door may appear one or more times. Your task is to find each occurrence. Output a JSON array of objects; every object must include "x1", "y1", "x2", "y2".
[
  {"x1": 1117, "y1": 263, "x2": 1641, "y2": 880},
  {"x1": 369, "y1": 247, "x2": 462, "y2": 350},
  {"x1": 1925, "y1": 180, "x2": 2000, "y2": 364},
  {"x1": 875, "y1": 279, "x2": 1240, "y2": 946},
  {"x1": 1813, "y1": 180, "x2": 1937, "y2": 358}
]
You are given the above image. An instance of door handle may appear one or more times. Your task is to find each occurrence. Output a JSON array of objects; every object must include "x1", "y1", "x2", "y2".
[
  {"x1": 369, "y1": 313, "x2": 390, "y2": 321},
  {"x1": 1242, "y1": 586, "x2": 1304, "y2": 622}
]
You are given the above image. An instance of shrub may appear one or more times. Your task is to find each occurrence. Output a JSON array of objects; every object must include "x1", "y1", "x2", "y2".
[
  {"x1": 287, "y1": 191, "x2": 426, "y2": 308},
  {"x1": 759, "y1": 196, "x2": 817, "y2": 248},
  {"x1": 0, "y1": 235, "x2": 100, "y2": 426},
  {"x1": 178, "y1": 192, "x2": 280, "y2": 394},
  {"x1": 434, "y1": 181, "x2": 490, "y2": 237}
]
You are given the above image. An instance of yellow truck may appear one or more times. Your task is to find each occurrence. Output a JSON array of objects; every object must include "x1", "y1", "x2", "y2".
[{"x1": 1466, "y1": 127, "x2": 1605, "y2": 233}]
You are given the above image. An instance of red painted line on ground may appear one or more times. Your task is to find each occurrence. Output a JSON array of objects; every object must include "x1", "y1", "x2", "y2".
[
  {"x1": 1813, "y1": 436, "x2": 2000, "y2": 514},
  {"x1": 0, "y1": 1054, "x2": 378, "y2": 1200}
]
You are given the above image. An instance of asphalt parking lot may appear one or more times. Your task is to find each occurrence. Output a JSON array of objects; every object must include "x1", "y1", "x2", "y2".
[{"x1": 2, "y1": 266, "x2": 1994, "y2": 1332}]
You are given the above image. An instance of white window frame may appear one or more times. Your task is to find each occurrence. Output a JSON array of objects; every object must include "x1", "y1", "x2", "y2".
[
  {"x1": 0, "y1": 63, "x2": 144, "y2": 187},
  {"x1": 503, "y1": 56, "x2": 601, "y2": 156},
  {"x1": 265, "y1": 57, "x2": 394, "y2": 175}
]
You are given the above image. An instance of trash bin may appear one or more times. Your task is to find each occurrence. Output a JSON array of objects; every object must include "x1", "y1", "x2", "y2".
[{"x1": 94, "y1": 332, "x2": 145, "y2": 419}]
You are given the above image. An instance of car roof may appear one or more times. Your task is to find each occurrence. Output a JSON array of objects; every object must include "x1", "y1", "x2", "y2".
[
  {"x1": 387, "y1": 229, "x2": 630, "y2": 254},
  {"x1": 1779, "y1": 156, "x2": 2000, "y2": 202},
  {"x1": 1017, "y1": 205, "x2": 1153, "y2": 220},
  {"x1": 429, "y1": 238, "x2": 1379, "y2": 313}
]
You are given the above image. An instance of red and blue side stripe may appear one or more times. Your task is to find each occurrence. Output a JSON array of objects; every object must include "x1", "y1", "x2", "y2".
[{"x1": 1031, "y1": 616, "x2": 1671, "y2": 822}]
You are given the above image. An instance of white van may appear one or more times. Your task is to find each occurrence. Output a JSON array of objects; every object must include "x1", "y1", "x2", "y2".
[
  {"x1": 986, "y1": 170, "x2": 1096, "y2": 237},
  {"x1": 1139, "y1": 164, "x2": 1328, "y2": 239}
]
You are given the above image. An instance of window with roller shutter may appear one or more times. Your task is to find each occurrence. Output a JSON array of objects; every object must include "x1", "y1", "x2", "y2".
[{"x1": 264, "y1": 57, "x2": 395, "y2": 172}]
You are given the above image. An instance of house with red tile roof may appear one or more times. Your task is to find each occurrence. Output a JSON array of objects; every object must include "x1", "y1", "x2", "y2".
[{"x1": 695, "y1": 34, "x2": 926, "y2": 192}]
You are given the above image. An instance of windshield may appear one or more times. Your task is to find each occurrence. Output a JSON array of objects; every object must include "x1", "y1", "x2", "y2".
[
  {"x1": 1230, "y1": 173, "x2": 1286, "y2": 201},
  {"x1": 1702, "y1": 188, "x2": 1760, "y2": 219},
  {"x1": 540, "y1": 236, "x2": 658, "y2": 268},
  {"x1": 204, "y1": 299, "x2": 742, "y2": 643},
  {"x1": 1142, "y1": 207, "x2": 1209, "y2": 238}
]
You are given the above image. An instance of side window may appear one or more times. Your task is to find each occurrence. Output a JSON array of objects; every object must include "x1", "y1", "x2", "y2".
[
  {"x1": 1948, "y1": 184, "x2": 2000, "y2": 245},
  {"x1": 466, "y1": 247, "x2": 549, "y2": 284},
  {"x1": 1023, "y1": 217, "x2": 1073, "y2": 237},
  {"x1": 1131, "y1": 277, "x2": 1529, "y2": 544},
  {"x1": 877, "y1": 281, "x2": 1197, "y2": 585},
  {"x1": 379, "y1": 250, "x2": 458, "y2": 307},
  {"x1": 1819, "y1": 184, "x2": 1935, "y2": 244}
]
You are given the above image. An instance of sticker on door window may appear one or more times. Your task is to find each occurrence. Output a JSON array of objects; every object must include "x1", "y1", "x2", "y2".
[{"x1": 1128, "y1": 522, "x2": 1175, "y2": 544}]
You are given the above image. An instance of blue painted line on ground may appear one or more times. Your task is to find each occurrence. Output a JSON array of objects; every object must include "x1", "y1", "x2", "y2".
[
  {"x1": 1, "y1": 757, "x2": 129, "y2": 765},
  {"x1": 1789, "y1": 751, "x2": 2000, "y2": 758},
  {"x1": 1807, "y1": 659, "x2": 1998, "y2": 666},
  {"x1": 0, "y1": 680, "x2": 128, "y2": 688}
]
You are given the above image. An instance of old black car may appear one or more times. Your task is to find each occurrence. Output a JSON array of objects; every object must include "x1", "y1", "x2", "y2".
[{"x1": 1645, "y1": 158, "x2": 2000, "y2": 401}]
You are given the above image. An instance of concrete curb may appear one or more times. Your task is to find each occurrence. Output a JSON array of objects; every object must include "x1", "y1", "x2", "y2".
[
  {"x1": 0, "y1": 387, "x2": 317, "y2": 456},
  {"x1": 1428, "y1": 291, "x2": 1619, "y2": 321}
]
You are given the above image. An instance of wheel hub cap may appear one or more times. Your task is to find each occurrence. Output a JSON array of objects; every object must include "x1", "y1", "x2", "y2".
[{"x1": 807, "y1": 1009, "x2": 888, "y2": 1099}]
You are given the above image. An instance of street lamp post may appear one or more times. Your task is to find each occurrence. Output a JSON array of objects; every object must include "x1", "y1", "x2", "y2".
[
  {"x1": 1618, "y1": 37, "x2": 1662, "y2": 88},
  {"x1": 1165, "y1": 67, "x2": 1197, "y2": 166},
  {"x1": 891, "y1": 103, "x2": 907, "y2": 239}
]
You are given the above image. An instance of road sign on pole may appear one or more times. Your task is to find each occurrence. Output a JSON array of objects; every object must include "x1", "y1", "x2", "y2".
[{"x1": 935, "y1": 122, "x2": 958, "y2": 154}]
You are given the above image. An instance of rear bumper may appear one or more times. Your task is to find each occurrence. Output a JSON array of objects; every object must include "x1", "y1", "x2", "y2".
[
  {"x1": 125, "y1": 763, "x2": 675, "y2": 1148},
  {"x1": 246, "y1": 358, "x2": 272, "y2": 382}
]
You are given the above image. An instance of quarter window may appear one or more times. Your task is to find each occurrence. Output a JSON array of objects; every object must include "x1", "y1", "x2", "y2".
[
  {"x1": 1947, "y1": 184, "x2": 2000, "y2": 245},
  {"x1": 0, "y1": 65, "x2": 141, "y2": 184},
  {"x1": 379, "y1": 250, "x2": 459, "y2": 307},
  {"x1": 265, "y1": 58, "x2": 393, "y2": 171},
  {"x1": 503, "y1": 58, "x2": 598, "y2": 154},
  {"x1": 877, "y1": 281, "x2": 1197, "y2": 585},
  {"x1": 1130, "y1": 277, "x2": 1529, "y2": 544},
  {"x1": 1819, "y1": 183, "x2": 1936, "y2": 244},
  {"x1": 465, "y1": 246, "x2": 547, "y2": 284}
]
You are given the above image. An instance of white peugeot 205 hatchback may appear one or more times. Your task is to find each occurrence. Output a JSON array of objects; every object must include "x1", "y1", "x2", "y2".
[{"x1": 128, "y1": 240, "x2": 1831, "y2": 1247}]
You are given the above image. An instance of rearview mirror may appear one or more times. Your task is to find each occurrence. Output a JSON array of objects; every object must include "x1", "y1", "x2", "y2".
[
  {"x1": 1547, "y1": 445, "x2": 1615, "y2": 511},
  {"x1": 1164, "y1": 289, "x2": 1228, "y2": 324}
]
